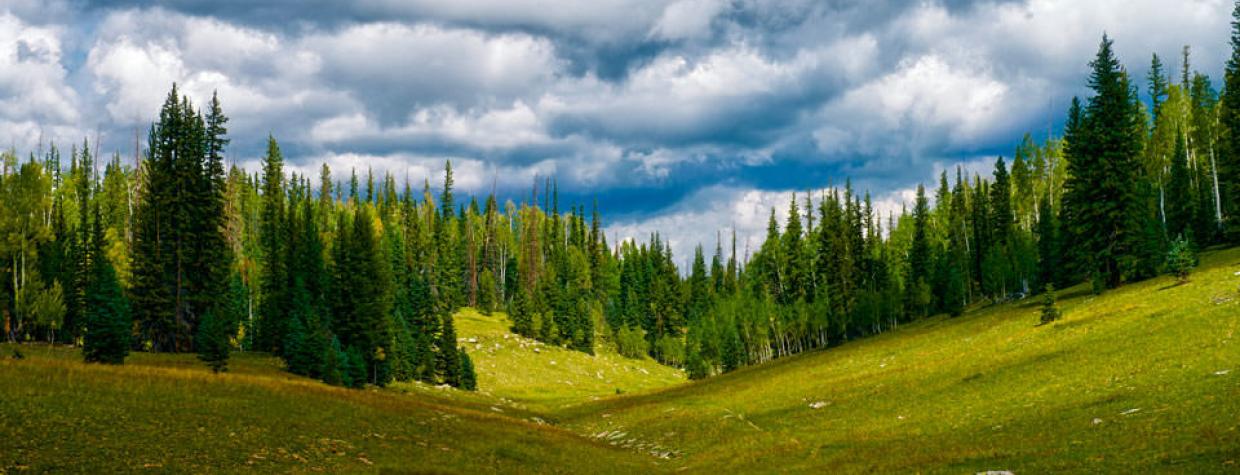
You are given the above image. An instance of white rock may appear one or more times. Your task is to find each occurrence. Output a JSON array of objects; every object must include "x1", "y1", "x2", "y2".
[
  {"x1": 1092, "y1": 418, "x2": 1103, "y2": 425},
  {"x1": 1120, "y1": 408, "x2": 1141, "y2": 415},
  {"x1": 809, "y1": 401, "x2": 829, "y2": 409},
  {"x1": 1215, "y1": 369, "x2": 1231, "y2": 375}
]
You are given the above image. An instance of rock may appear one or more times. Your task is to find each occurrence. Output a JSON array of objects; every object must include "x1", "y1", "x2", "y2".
[
  {"x1": 1215, "y1": 369, "x2": 1231, "y2": 376},
  {"x1": 533, "y1": 347, "x2": 541, "y2": 353},
  {"x1": 976, "y1": 471, "x2": 1014, "y2": 475},
  {"x1": 467, "y1": 337, "x2": 478, "y2": 343},
  {"x1": 1092, "y1": 418, "x2": 1103, "y2": 425},
  {"x1": 809, "y1": 401, "x2": 829, "y2": 409},
  {"x1": 1120, "y1": 408, "x2": 1141, "y2": 415},
  {"x1": 550, "y1": 360, "x2": 557, "y2": 365}
]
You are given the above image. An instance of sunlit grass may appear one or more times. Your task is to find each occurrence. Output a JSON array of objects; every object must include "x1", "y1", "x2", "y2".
[
  {"x1": 3, "y1": 248, "x2": 1237, "y2": 473},
  {"x1": 557, "y1": 247, "x2": 1240, "y2": 473}
]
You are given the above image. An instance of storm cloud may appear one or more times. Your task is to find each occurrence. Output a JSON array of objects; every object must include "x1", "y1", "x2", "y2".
[{"x1": 1, "y1": 0, "x2": 1233, "y2": 262}]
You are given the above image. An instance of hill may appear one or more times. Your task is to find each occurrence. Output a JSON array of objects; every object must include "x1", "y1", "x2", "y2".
[
  {"x1": 557, "y1": 247, "x2": 1240, "y2": 473},
  {"x1": 410, "y1": 308, "x2": 683, "y2": 413},
  {"x1": 3, "y1": 248, "x2": 1238, "y2": 473}
]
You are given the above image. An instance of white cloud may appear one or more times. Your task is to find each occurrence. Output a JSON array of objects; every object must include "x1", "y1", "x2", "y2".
[
  {"x1": 0, "y1": 12, "x2": 81, "y2": 149},
  {"x1": 650, "y1": 0, "x2": 727, "y2": 40},
  {"x1": 302, "y1": 22, "x2": 563, "y2": 115}
]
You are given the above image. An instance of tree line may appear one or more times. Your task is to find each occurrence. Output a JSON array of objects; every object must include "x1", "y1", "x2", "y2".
[{"x1": 2, "y1": 9, "x2": 1240, "y2": 385}]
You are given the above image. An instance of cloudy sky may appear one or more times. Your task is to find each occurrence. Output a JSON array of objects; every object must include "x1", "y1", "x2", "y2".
[{"x1": 1, "y1": 0, "x2": 1233, "y2": 264}]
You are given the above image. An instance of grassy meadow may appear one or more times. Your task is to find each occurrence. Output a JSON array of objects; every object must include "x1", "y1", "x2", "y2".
[{"x1": 3, "y1": 247, "x2": 1239, "y2": 473}]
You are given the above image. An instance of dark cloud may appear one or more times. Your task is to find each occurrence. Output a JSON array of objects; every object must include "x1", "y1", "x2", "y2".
[{"x1": 2, "y1": 0, "x2": 1234, "y2": 258}]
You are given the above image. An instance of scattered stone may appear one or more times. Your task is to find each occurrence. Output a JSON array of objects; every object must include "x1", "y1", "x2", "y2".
[
  {"x1": 1215, "y1": 369, "x2": 1231, "y2": 376},
  {"x1": 809, "y1": 401, "x2": 829, "y2": 409},
  {"x1": 466, "y1": 337, "x2": 478, "y2": 343},
  {"x1": 1120, "y1": 408, "x2": 1141, "y2": 415},
  {"x1": 533, "y1": 347, "x2": 541, "y2": 353},
  {"x1": 1092, "y1": 418, "x2": 1103, "y2": 425},
  {"x1": 490, "y1": 406, "x2": 504, "y2": 413},
  {"x1": 897, "y1": 415, "x2": 905, "y2": 420},
  {"x1": 549, "y1": 360, "x2": 556, "y2": 365},
  {"x1": 976, "y1": 471, "x2": 1014, "y2": 475}
]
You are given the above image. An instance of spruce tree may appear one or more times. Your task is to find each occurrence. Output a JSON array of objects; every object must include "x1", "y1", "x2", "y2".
[
  {"x1": 1063, "y1": 35, "x2": 1145, "y2": 289},
  {"x1": 1167, "y1": 128, "x2": 1196, "y2": 240},
  {"x1": 196, "y1": 309, "x2": 230, "y2": 373},
  {"x1": 82, "y1": 207, "x2": 129, "y2": 365},
  {"x1": 905, "y1": 184, "x2": 932, "y2": 319},
  {"x1": 459, "y1": 349, "x2": 478, "y2": 391},
  {"x1": 1039, "y1": 284, "x2": 1061, "y2": 325},
  {"x1": 437, "y1": 313, "x2": 462, "y2": 386},
  {"x1": 1222, "y1": 0, "x2": 1240, "y2": 240},
  {"x1": 257, "y1": 136, "x2": 288, "y2": 353}
]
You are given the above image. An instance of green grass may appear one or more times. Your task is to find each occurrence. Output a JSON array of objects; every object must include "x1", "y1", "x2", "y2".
[
  {"x1": 423, "y1": 308, "x2": 684, "y2": 413},
  {"x1": 3, "y1": 248, "x2": 1239, "y2": 473},
  {"x1": 0, "y1": 345, "x2": 663, "y2": 473},
  {"x1": 556, "y1": 247, "x2": 1240, "y2": 473}
]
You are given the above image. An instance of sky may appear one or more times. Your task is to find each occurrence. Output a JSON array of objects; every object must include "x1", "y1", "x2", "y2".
[{"x1": 1, "y1": 0, "x2": 1234, "y2": 266}]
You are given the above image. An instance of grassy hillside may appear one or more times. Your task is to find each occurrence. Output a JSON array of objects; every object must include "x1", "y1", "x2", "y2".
[
  {"x1": 0, "y1": 345, "x2": 663, "y2": 473},
  {"x1": 3, "y1": 248, "x2": 1238, "y2": 473},
  {"x1": 431, "y1": 308, "x2": 684, "y2": 412},
  {"x1": 558, "y1": 247, "x2": 1240, "y2": 473}
]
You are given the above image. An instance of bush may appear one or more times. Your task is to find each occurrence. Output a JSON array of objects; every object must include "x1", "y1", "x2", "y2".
[
  {"x1": 615, "y1": 325, "x2": 648, "y2": 359},
  {"x1": 1039, "y1": 284, "x2": 1061, "y2": 325},
  {"x1": 1165, "y1": 236, "x2": 1196, "y2": 284}
]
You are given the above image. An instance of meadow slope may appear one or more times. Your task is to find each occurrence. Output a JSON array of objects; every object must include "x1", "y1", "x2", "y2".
[
  {"x1": 558, "y1": 247, "x2": 1240, "y2": 473},
  {"x1": 2, "y1": 248, "x2": 1238, "y2": 473}
]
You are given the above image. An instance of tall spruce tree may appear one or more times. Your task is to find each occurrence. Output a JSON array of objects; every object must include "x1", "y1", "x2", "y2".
[
  {"x1": 1221, "y1": 0, "x2": 1240, "y2": 239},
  {"x1": 257, "y1": 136, "x2": 288, "y2": 353},
  {"x1": 1063, "y1": 35, "x2": 1145, "y2": 289},
  {"x1": 82, "y1": 207, "x2": 129, "y2": 364}
]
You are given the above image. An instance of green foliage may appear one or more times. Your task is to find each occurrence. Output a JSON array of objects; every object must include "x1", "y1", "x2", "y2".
[
  {"x1": 477, "y1": 268, "x2": 497, "y2": 315},
  {"x1": 1039, "y1": 284, "x2": 1061, "y2": 325},
  {"x1": 130, "y1": 85, "x2": 231, "y2": 352},
  {"x1": 459, "y1": 349, "x2": 477, "y2": 391},
  {"x1": 196, "y1": 309, "x2": 230, "y2": 373},
  {"x1": 1165, "y1": 236, "x2": 1196, "y2": 283},
  {"x1": 615, "y1": 325, "x2": 648, "y2": 360},
  {"x1": 82, "y1": 209, "x2": 129, "y2": 365}
]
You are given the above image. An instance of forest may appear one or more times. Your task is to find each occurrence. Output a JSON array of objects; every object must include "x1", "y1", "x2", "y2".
[{"x1": 2, "y1": 23, "x2": 1240, "y2": 388}]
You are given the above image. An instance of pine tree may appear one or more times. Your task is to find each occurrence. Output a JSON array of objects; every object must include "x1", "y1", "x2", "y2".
[
  {"x1": 459, "y1": 349, "x2": 478, "y2": 391},
  {"x1": 1167, "y1": 128, "x2": 1196, "y2": 241},
  {"x1": 82, "y1": 207, "x2": 129, "y2": 365},
  {"x1": 257, "y1": 136, "x2": 288, "y2": 353},
  {"x1": 196, "y1": 309, "x2": 230, "y2": 373},
  {"x1": 1166, "y1": 235, "x2": 1196, "y2": 283},
  {"x1": 905, "y1": 184, "x2": 932, "y2": 319},
  {"x1": 1063, "y1": 35, "x2": 1146, "y2": 289},
  {"x1": 1039, "y1": 284, "x2": 1061, "y2": 325},
  {"x1": 438, "y1": 313, "x2": 462, "y2": 386},
  {"x1": 1222, "y1": 0, "x2": 1240, "y2": 240},
  {"x1": 1036, "y1": 194, "x2": 1061, "y2": 289}
]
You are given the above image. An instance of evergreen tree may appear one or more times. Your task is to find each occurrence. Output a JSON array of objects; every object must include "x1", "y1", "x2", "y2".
[
  {"x1": 257, "y1": 136, "x2": 288, "y2": 353},
  {"x1": 1039, "y1": 284, "x2": 1061, "y2": 325},
  {"x1": 1222, "y1": 0, "x2": 1240, "y2": 239},
  {"x1": 459, "y1": 349, "x2": 478, "y2": 391},
  {"x1": 1062, "y1": 35, "x2": 1146, "y2": 289},
  {"x1": 1167, "y1": 128, "x2": 1196, "y2": 240},
  {"x1": 1036, "y1": 194, "x2": 1061, "y2": 289},
  {"x1": 905, "y1": 184, "x2": 932, "y2": 319},
  {"x1": 82, "y1": 207, "x2": 129, "y2": 365},
  {"x1": 438, "y1": 313, "x2": 462, "y2": 386},
  {"x1": 196, "y1": 309, "x2": 230, "y2": 373}
]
